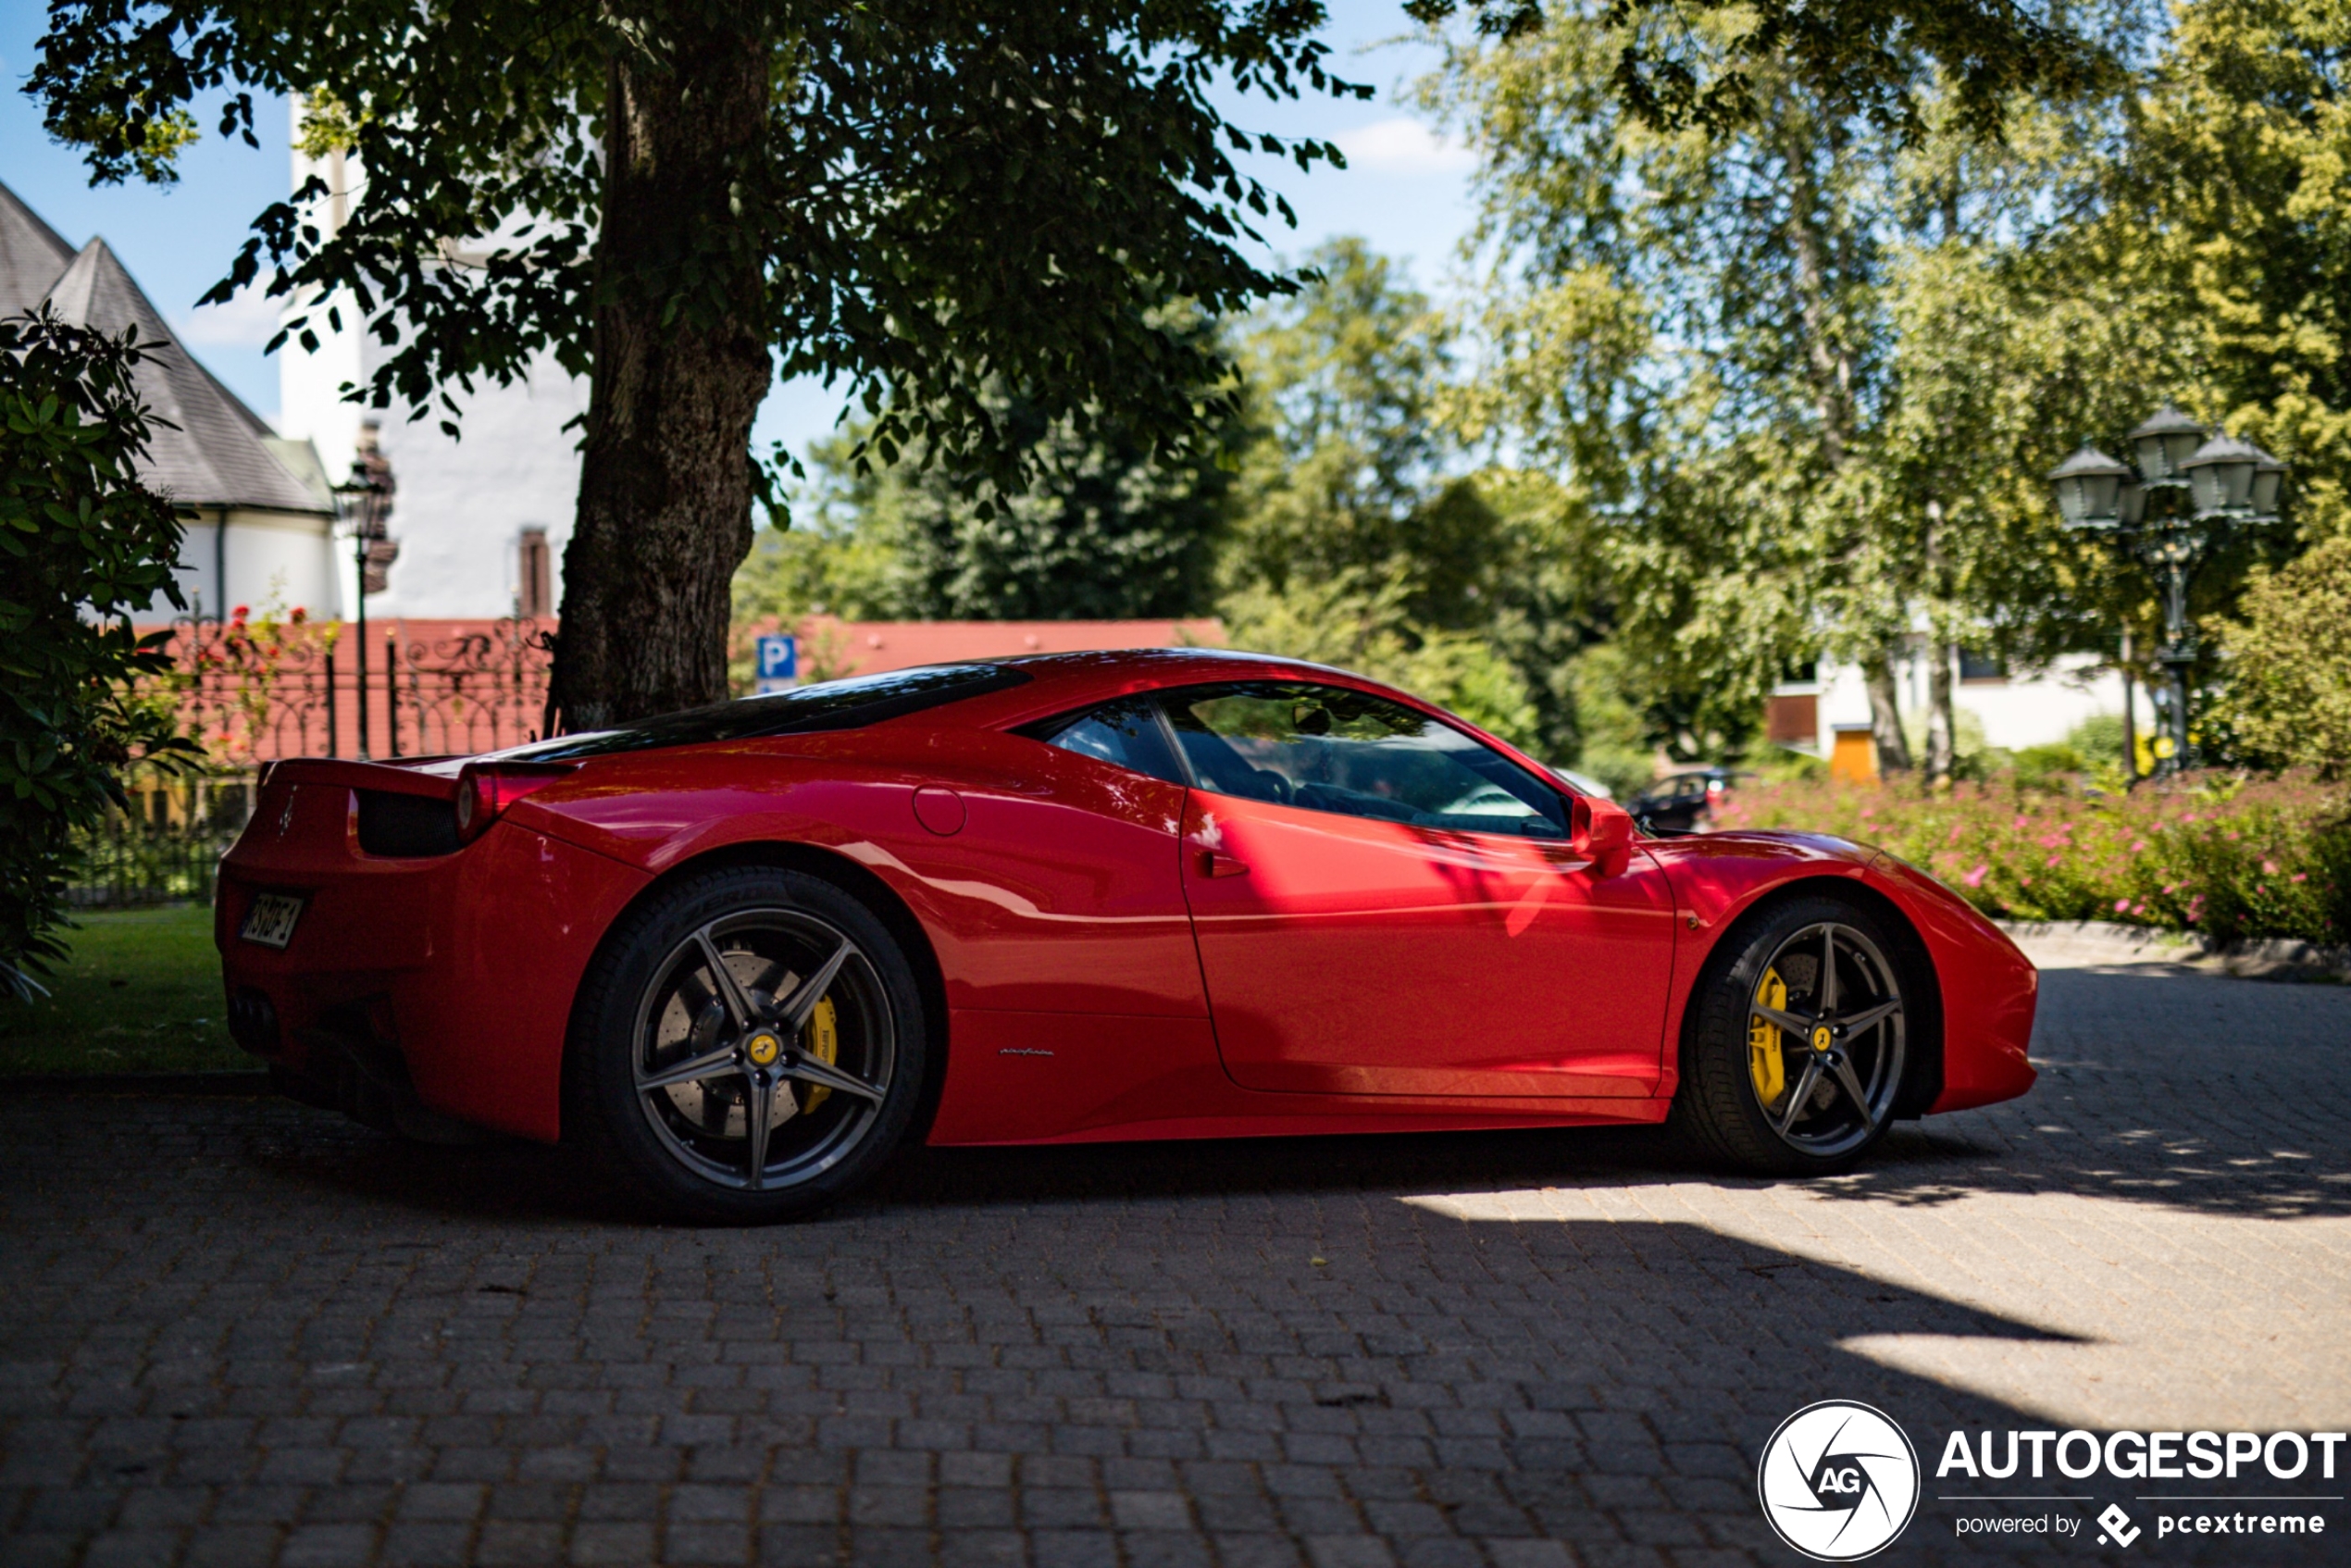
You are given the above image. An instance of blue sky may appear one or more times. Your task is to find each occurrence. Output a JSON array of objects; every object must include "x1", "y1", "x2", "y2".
[{"x1": 0, "y1": 1, "x2": 1477, "y2": 461}]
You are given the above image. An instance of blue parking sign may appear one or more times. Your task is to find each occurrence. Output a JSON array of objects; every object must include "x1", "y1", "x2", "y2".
[{"x1": 754, "y1": 634, "x2": 798, "y2": 692}]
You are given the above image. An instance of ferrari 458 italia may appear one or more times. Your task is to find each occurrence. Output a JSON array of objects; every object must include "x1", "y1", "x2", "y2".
[{"x1": 217, "y1": 650, "x2": 2036, "y2": 1220}]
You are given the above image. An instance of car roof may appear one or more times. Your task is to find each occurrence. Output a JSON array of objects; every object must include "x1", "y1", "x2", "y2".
[{"x1": 941, "y1": 646, "x2": 1395, "y2": 728}]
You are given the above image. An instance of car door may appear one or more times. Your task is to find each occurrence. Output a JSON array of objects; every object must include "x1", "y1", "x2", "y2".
[{"x1": 1163, "y1": 680, "x2": 1678, "y2": 1099}]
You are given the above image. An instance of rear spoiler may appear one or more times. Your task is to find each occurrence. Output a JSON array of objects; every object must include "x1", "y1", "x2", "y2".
[{"x1": 261, "y1": 755, "x2": 467, "y2": 801}]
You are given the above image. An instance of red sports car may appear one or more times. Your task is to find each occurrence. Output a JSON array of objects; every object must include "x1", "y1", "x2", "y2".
[{"x1": 217, "y1": 650, "x2": 2036, "y2": 1220}]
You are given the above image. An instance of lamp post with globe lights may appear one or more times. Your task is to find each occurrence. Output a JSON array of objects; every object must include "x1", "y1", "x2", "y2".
[{"x1": 2048, "y1": 406, "x2": 2286, "y2": 779}]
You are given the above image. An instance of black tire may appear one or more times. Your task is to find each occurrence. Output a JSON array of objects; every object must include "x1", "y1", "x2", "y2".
[
  {"x1": 566, "y1": 866, "x2": 928, "y2": 1222},
  {"x1": 1671, "y1": 894, "x2": 1914, "y2": 1176}
]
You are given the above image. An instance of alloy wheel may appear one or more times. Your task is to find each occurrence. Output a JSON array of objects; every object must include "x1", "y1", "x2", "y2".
[
  {"x1": 1744, "y1": 920, "x2": 1906, "y2": 1159},
  {"x1": 629, "y1": 909, "x2": 894, "y2": 1191}
]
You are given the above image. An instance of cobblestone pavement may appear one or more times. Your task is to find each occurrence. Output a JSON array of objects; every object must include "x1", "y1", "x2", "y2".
[{"x1": 4, "y1": 962, "x2": 2348, "y2": 1568}]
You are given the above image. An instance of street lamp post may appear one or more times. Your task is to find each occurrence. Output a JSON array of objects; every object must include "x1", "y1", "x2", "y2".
[
  {"x1": 2047, "y1": 406, "x2": 2285, "y2": 779},
  {"x1": 330, "y1": 429, "x2": 398, "y2": 759}
]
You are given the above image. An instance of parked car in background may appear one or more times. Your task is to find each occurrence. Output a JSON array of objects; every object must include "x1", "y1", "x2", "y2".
[{"x1": 1628, "y1": 767, "x2": 1749, "y2": 836}]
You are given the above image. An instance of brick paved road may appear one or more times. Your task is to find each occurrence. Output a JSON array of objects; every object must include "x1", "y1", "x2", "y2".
[{"x1": 4, "y1": 961, "x2": 2347, "y2": 1568}]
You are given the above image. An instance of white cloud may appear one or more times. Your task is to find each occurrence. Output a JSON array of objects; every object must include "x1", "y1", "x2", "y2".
[
  {"x1": 175, "y1": 287, "x2": 285, "y2": 350},
  {"x1": 1333, "y1": 118, "x2": 1475, "y2": 176}
]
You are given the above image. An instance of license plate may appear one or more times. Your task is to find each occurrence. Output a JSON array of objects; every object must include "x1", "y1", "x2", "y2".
[{"x1": 240, "y1": 892, "x2": 305, "y2": 950}]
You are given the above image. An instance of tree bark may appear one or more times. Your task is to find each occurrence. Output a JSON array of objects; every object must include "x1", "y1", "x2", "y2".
[
  {"x1": 1922, "y1": 499, "x2": 1956, "y2": 788},
  {"x1": 1924, "y1": 643, "x2": 1956, "y2": 786},
  {"x1": 1864, "y1": 652, "x2": 1911, "y2": 779},
  {"x1": 552, "y1": 6, "x2": 774, "y2": 730}
]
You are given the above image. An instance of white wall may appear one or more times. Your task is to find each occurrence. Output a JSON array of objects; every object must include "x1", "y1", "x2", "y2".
[
  {"x1": 157, "y1": 508, "x2": 338, "y2": 621},
  {"x1": 360, "y1": 353, "x2": 587, "y2": 619},
  {"x1": 279, "y1": 103, "x2": 591, "y2": 621},
  {"x1": 1808, "y1": 649, "x2": 2153, "y2": 753}
]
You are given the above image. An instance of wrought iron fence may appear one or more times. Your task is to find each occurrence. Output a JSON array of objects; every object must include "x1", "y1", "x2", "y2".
[
  {"x1": 66, "y1": 777, "x2": 253, "y2": 909},
  {"x1": 143, "y1": 611, "x2": 553, "y2": 765},
  {"x1": 391, "y1": 617, "x2": 554, "y2": 757}
]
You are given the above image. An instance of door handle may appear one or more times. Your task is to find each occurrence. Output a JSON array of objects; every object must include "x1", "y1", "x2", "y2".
[{"x1": 1194, "y1": 847, "x2": 1250, "y2": 878}]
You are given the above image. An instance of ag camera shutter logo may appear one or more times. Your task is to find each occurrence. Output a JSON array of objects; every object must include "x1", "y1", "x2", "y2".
[{"x1": 1759, "y1": 1400, "x2": 1922, "y2": 1560}]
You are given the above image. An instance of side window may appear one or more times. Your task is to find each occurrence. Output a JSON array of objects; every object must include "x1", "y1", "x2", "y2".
[
  {"x1": 1026, "y1": 696, "x2": 1186, "y2": 785},
  {"x1": 1158, "y1": 681, "x2": 1567, "y2": 838}
]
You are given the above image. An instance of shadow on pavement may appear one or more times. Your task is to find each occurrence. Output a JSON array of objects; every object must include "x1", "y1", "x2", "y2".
[{"x1": 11, "y1": 964, "x2": 2342, "y2": 1228}]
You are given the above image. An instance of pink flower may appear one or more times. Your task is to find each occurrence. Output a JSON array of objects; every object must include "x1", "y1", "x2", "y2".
[
  {"x1": 2294, "y1": 873, "x2": 2308, "y2": 884},
  {"x1": 2131, "y1": 840, "x2": 2148, "y2": 852},
  {"x1": 1964, "y1": 865, "x2": 1990, "y2": 888},
  {"x1": 2114, "y1": 899, "x2": 2130, "y2": 913},
  {"x1": 2263, "y1": 860, "x2": 2280, "y2": 875}
]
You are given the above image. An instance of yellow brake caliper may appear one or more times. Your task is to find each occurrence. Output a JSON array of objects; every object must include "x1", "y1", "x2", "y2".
[
  {"x1": 1748, "y1": 968, "x2": 1787, "y2": 1111},
  {"x1": 799, "y1": 996, "x2": 840, "y2": 1113}
]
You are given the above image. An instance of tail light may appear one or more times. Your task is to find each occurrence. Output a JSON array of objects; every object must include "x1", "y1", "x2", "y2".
[{"x1": 454, "y1": 763, "x2": 574, "y2": 843}]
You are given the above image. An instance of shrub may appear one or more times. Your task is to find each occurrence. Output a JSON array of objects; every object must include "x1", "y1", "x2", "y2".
[
  {"x1": 2212, "y1": 537, "x2": 2351, "y2": 776},
  {"x1": 1713, "y1": 772, "x2": 2351, "y2": 944},
  {"x1": 0, "y1": 308, "x2": 193, "y2": 1001}
]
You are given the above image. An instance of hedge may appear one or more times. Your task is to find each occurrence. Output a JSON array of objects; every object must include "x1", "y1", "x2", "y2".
[{"x1": 1711, "y1": 774, "x2": 2351, "y2": 945}]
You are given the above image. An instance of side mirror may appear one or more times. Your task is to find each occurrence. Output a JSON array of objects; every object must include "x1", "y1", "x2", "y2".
[{"x1": 1570, "y1": 793, "x2": 1636, "y2": 878}]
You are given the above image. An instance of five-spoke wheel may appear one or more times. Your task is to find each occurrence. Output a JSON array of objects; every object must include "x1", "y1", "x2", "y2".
[
  {"x1": 1674, "y1": 896, "x2": 1914, "y2": 1175},
  {"x1": 570, "y1": 868, "x2": 927, "y2": 1221}
]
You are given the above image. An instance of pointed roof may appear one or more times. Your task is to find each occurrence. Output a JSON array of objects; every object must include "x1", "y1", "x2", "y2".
[
  {"x1": 0, "y1": 180, "x2": 77, "y2": 317},
  {"x1": 41, "y1": 233, "x2": 328, "y2": 516}
]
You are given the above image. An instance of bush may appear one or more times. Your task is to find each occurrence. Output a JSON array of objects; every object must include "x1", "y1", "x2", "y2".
[
  {"x1": 0, "y1": 308, "x2": 193, "y2": 1001},
  {"x1": 2213, "y1": 537, "x2": 2351, "y2": 776},
  {"x1": 1713, "y1": 773, "x2": 2351, "y2": 944}
]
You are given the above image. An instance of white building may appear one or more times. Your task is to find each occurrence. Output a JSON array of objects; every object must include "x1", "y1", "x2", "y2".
[
  {"x1": 1766, "y1": 644, "x2": 2153, "y2": 780},
  {"x1": 277, "y1": 114, "x2": 591, "y2": 621},
  {"x1": 2, "y1": 179, "x2": 336, "y2": 618}
]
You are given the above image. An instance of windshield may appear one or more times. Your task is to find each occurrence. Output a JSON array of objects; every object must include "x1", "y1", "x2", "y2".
[{"x1": 498, "y1": 663, "x2": 1031, "y2": 762}]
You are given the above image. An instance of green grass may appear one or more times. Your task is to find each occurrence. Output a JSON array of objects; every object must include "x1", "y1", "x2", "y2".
[{"x1": 1, "y1": 905, "x2": 250, "y2": 1076}]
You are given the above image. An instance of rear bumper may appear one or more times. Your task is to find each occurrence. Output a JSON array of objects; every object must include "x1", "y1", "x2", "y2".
[{"x1": 218, "y1": 803, "x2": 649, "y2": 1142}]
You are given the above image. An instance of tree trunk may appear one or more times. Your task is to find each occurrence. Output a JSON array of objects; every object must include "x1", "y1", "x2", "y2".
[
  {"x1": 1924, "y1": 643, "x2": 1956, "y2": 787},
  {"x1": 1864, "y1": 651, "x2": 1911, "y2": 779},
  {"x1": 1922, "y1": 499, "x2": 1955, "y2": 788},
  {"x1": 552, "y1": 7, "x2": 774, "y2": 730}
]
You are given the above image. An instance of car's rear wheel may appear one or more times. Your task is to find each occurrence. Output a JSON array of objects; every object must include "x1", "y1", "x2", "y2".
[
  {"x1": 1673, "y1": 895, "x2": 1910, "y2": 1176},
  {"x1": 567, "y1": 867, "x2": 927, "y2": 1222}
]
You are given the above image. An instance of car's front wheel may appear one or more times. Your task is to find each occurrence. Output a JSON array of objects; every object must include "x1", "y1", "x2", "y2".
[
  {"x1": 567, "y1": 866, "x2": 927, "y2": 1222},
  {"x1": 1672, "y1": 895, "x2": 1911, "y2": 1176}
]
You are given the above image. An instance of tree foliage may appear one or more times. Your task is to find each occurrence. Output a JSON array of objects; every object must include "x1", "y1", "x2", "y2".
[
  {"x1": 2211, "y1": 536, "x2": 2351, "y2": 776},
  {"x1": 0, "y1": 309, "x2": 193, "y2": 1001},
  {"x1": 1414, "y1": 0, "x2": 2230, "y2": 770},
  {"x1": 1403, "y1": 0, "x2": 2110, "y2": 143},
  {"x1": 1420, "y1": 4, "x2": 1897, "y2": 755},
  {"x1": 2108, "y1": 0, "x2": 2351, "y2": 543},
  {"x1": 738, "y1": 373, "x2": 1238, "y2": 626},
  {"x1": 32, "y1": 0, "x2": 1355, "y2": 489},
  {"x1": 32, "y1": 0, "x2": 1366, "y2": 725},
  {"x1": 1214, "y1": 240, "x2": 1607, "y2": 755}
]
